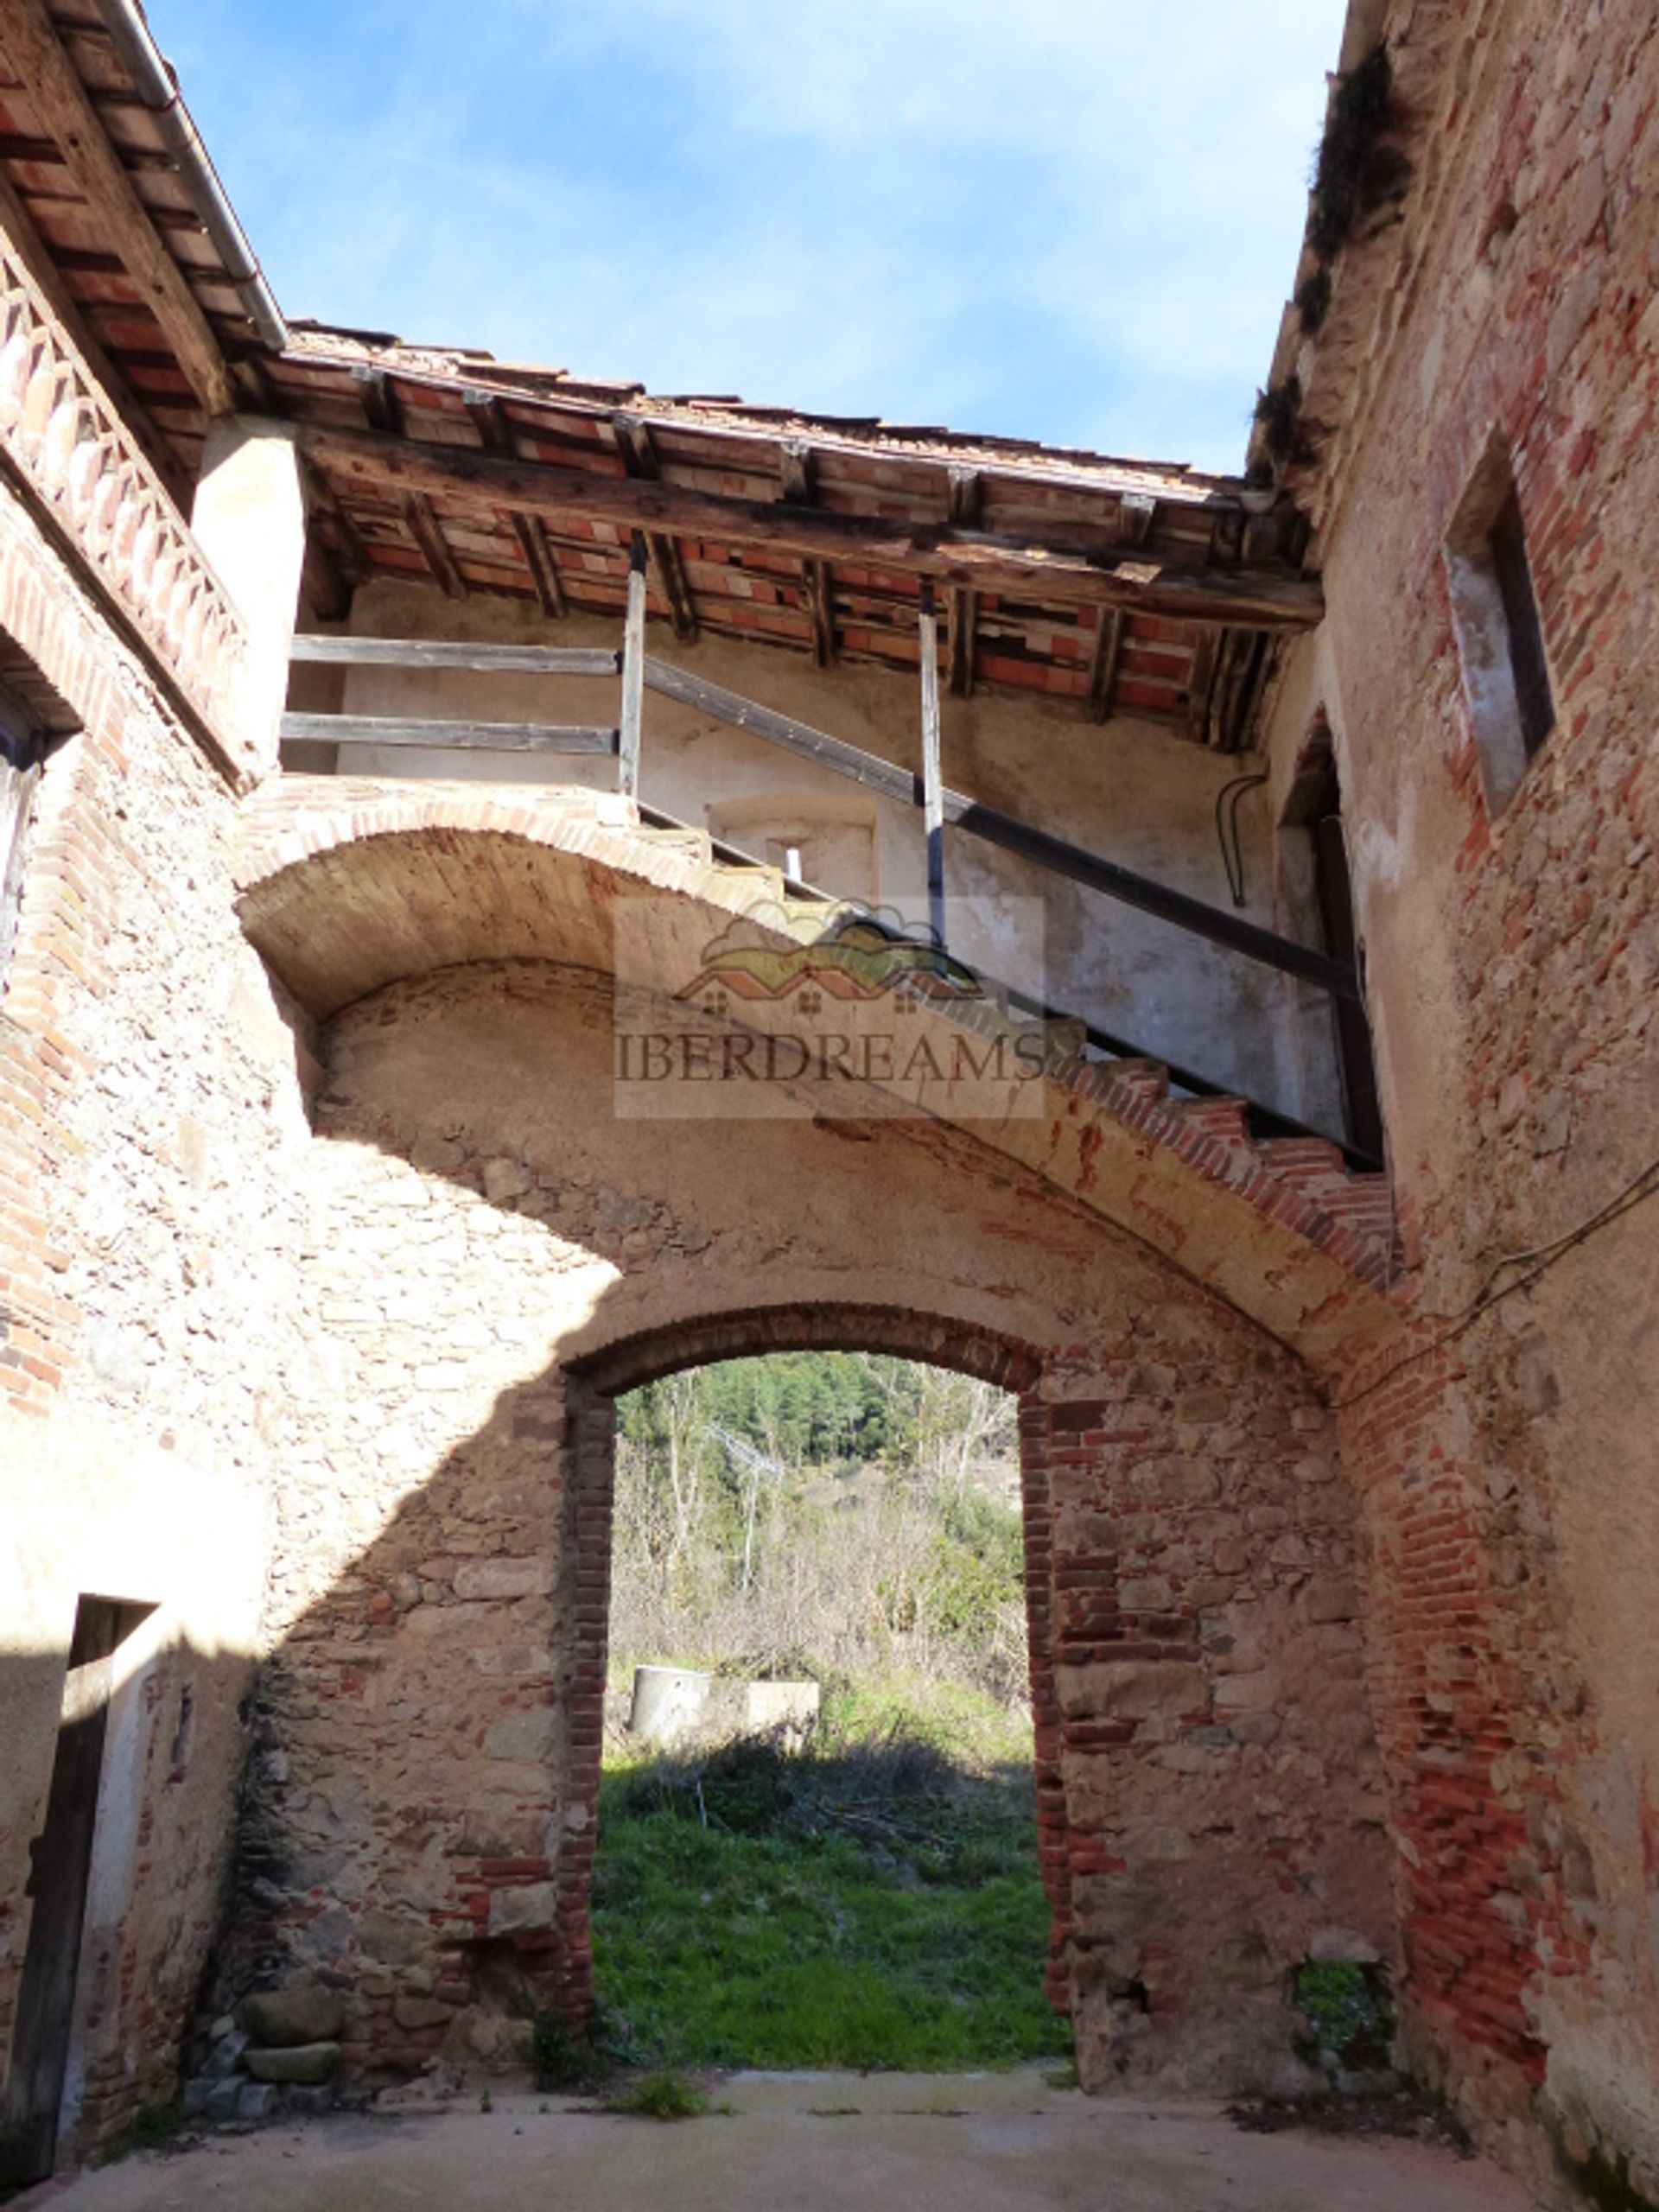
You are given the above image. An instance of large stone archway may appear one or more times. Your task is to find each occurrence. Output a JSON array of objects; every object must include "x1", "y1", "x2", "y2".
[{"x1": 229, "y1": 943, "x2": 1396, "y2": 2094}]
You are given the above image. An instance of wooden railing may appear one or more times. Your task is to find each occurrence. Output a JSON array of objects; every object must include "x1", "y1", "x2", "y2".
[{"x1": 283, "y1": 534, "x2": 1377, "y2": 1161}]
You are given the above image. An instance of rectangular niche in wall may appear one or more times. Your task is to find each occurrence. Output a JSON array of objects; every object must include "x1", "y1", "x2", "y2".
[{"x1": 1443, "y1": 436, "x2": 1555, "y2": 814}]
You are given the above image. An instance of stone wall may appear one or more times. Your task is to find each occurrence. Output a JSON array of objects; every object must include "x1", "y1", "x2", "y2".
[
  {"x1": 227, "y1": 957, "x2": 1395, "y2": 2093},
  {"x1": 0, "y1": 469, "x2": 315, "y2": 2156},
  {"x1": 1258, "y1": 0, "x2": 1659, "y2": 2186}
]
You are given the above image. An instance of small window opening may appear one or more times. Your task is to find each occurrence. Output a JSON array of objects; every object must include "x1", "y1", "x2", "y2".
[
  {"x1": 1444, "y1": 439, "x2": 1555, "y2": 813},
  {"x1": 168, "y1": 1683, "x2": 196, "y2": 1773}
]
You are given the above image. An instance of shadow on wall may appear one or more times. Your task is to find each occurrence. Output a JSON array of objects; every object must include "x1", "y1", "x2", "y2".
[
  {"x1": 2, "y1": 950, "x2": 1397, "y2": 2170},
  {"x1": 194, "y1": 955, "x2": 1394, "y2": 2106}
]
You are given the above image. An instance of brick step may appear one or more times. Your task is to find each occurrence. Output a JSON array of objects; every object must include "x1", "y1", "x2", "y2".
[
  {"x1": 1166, "y1": 1095, "x2": 1253, "y2": 1152},
  {"x1": 632, "y1": 823, "x2": 713, "y2": 866},
  {"x1": 1093, "y1": 1056, "x2": 1171, "y2": 1105},
  {"x1": 1254, "y1": 1135, "x2": 1351, "y2": 1193}
]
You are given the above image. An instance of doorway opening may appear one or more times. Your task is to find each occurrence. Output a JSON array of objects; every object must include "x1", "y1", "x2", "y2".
[
  {"x1": 586, "y1": 1349, "x2": 1068, "y2": 2076},
  {"x1": 0, "y1": 1594, "x2": 156, "y2": 2189}
]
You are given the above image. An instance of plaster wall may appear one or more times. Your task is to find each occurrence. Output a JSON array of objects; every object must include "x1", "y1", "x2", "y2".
[{"x1": 288, "y1": 580, "x2": 1332, "y2": 1130}]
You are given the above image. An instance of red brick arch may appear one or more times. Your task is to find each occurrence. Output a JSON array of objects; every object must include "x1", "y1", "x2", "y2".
[{"x1": 235, "y1": 780, "x2": 1406, "y2": 1386}]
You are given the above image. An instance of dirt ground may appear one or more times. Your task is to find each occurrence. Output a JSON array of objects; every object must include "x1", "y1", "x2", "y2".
[{"x1": 26, "y1": 2069, "x2": 1541, "y2": 2212}]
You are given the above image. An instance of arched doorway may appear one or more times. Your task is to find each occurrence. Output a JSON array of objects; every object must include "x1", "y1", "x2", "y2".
[{"x1": 558, "y1": 1308, "x2": 1066, "y2": 2045}]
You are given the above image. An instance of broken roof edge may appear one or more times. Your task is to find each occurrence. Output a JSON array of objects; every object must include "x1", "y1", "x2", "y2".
[{"x1": 278, "y1": 323, "x2": 1272, "y2": 513}]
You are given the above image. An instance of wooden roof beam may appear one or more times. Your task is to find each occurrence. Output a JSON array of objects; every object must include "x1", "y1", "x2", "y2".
[
  {"x1": 1085, "y1": 609, "x2": 1125, "y2": 724},
  {"x1": 946, "y1": 469, "x2": 980, "y2": 696},
  {"x1": 464, "y1": 387, "x2": 568, "y2": 619},
  {"x1": 353, "y1": 365, "x2": 404, "y2": 436},
  {"x1": 294, "y1": 423, "x2": 1325, "y2": 631},
  {"x1": 404, "y1": 493, "x2": 467, "y2": 601},
  {"x1": 1118, "y1": 492, "x2": 1157, "y2": 546},
  {"x1": 612, "y1": 414, "x2": 698, "y2": 642},
  {"x1": 779, "y1": 440, "x2": 836, "y2": 667},
  {"x1": 0, "y1": 0, "x2": 234, "y2": 417},
  {"x1": 511, "y1": 512, "x2": 569, "y2": 621},
  {"x1": 1185, "y1": 628, "x2": 1219, "y2": 742}
]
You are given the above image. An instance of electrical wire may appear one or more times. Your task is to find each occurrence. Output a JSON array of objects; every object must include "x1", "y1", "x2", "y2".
[
  {"x1": 1214, "y1": 773, "x2": 1268, "y2": 907},
  {"x1": 1330, "y1": 1151, "x2": 1659, "y2": 1410}
]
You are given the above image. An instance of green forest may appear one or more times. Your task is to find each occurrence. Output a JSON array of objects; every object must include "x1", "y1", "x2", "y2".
[{"x1": 592, "y1": 1351, "x2": 1066, "y2": 2076}]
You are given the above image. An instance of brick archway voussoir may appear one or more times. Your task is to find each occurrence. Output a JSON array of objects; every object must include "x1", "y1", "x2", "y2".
[{"x1": 235, "y1": 779, "x2": 1406, "y2": 1380}]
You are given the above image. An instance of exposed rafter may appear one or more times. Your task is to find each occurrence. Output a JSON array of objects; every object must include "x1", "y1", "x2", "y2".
[
  {"x1": 463, "y1": 386, "x2": 568, "y2": 619},
  {"x1": 1084, "y1": 610, "x2": 1125, "y2": 725},
  {"x1": 612, "y1": 414, "x2": 698, "y2": 641},
  {"x1": 779, "y1": 440, "x2": 836, "y2": 667},
  {"x1": 353, "y1": 365, "x2": 404, "y2": 436},
  {"x1": 404, "y1": 493, "x2": 467, "y2": 601},
  {"x1": 295, "y1": 423, "x2": 1325, "y2": 631},
  {"x1": 946, "y1": 467, "x2": 980, "y2": 697},
  {"x1": 1185, "y1": 628, "x2": 1219, "y2": 743},
  {"x1": 1118, "y1": 492, "x2": 1157, "y2": 546},
  {"x1": 511, "y1": 513, "x2": 569, "y2": 621},
  {"x1": 0, "y1": 0, "x2": 235, "y2": 417}
]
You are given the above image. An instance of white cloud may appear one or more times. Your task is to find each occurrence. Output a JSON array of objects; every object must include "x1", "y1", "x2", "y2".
[{"x1": 154, "y1": 0, "x2": 1346, "y2": 467}]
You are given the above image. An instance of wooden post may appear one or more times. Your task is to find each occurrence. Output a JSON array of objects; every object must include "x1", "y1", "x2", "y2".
[
  {"x1": 918, "y1": 585, "x2": 945, "y2": 948},
  {"x1": 619, "y1": 531, "x2": 648, "y2": 799}
]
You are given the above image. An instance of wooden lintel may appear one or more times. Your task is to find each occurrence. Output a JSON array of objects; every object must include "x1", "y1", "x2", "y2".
[
  {"x1": 511, "y1": 511, "x2": 569, "y2": 620},
  {"x1": 1085, "y1": 609, "x2": 1125, "y2": 724},
  {"x1": 612, "y1": 413, "x2": 698, "y2": 641},
  {"x1": 947, "y1": 587, "x2": 976, "y2": 697},
  {"x1": 0, "y1": 0, "x2": 235, "y2": 416},
  {"x1": 295, "y1": 424, "x2": 1325, "y2": 631},
  {"x1": 404, "y1": 493, "x2": 467, "y2": 600},
  {"x1": 1185, "y1": 628, "x2": 1220, "y2": 743}
]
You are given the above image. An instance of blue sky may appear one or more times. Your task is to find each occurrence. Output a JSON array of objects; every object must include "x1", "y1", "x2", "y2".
[{"x1": 150, "y1": 1, "x2": 1347, "y2": 472}]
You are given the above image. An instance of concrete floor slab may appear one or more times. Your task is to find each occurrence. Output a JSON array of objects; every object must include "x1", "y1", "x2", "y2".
[{"x1": 37, "y1": 2073, "x2": 1541, "y2": 2212}]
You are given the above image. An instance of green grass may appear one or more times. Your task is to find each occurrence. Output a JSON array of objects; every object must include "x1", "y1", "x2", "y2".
[
  {"x1": 591, "y1": 1706, "x2": 1070, "y2": 2074},
  {"x1": 605, "y1": 2069, "x2": 712, "y2": 2120}
]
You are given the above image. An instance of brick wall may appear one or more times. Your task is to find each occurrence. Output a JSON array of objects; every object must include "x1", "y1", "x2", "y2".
[
  {"x1": 1262, "y1": 0, "x2": 1659, "y2": 2183},
  {"x1": 0, "y1": 473, "x2": 314, "y2": 2156}
]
